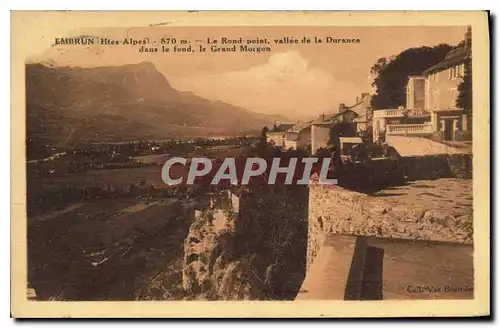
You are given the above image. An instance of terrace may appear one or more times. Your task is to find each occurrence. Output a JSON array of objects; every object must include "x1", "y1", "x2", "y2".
[
  {"x1": 373, "y1": 108, "x2": 406, "y2": 118},
  {"x1": 373, "y1": 108, "x2": 431, "y2": 119},
  {"x1": 386, "y1": 123, "x2": 433, "y2": 136},
  {"x1": 373, "y1": 108, "x2": 433, "y2": 137}
]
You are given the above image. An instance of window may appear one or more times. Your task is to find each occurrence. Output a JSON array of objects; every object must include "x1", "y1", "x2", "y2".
[
  {"x1": 430, "y1": 73, "x2": 437, "y2": 82},
  {"x1": 449, "y1": 65, "x2": 461, "y2": 79}
]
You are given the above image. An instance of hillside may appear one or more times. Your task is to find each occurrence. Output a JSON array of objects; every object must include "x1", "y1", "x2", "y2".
[{"x1": 26, "y1": 62, "x2": 284, "y2": 145}]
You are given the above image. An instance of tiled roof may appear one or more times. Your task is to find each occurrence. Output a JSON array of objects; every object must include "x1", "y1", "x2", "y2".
[
  {"x1": 289, "y1": 120, "x2": 313, "y2": 132},
  {"x1": 313, "y1": 109, "x2": 358, "y2": 125},
  {"x1": 269, "y1": 123, "x2": 295, "y2": 132},
  {"x1": 349, "y1": 94, "x2": 372, "y2": 117},
  {"x1": 424, "y1": 45, "x2": 471, "y2": 75}
]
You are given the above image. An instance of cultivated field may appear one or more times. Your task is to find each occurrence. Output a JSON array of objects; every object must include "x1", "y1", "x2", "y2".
[{"x1": 28, "y1": 197, "x2": 193, "y2": 300}]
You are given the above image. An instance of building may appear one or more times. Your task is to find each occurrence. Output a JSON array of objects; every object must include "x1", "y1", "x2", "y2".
[
  {"x1": 272, "y1": 94, "x2": 372, "y2": 154},
  {"x1": 424, "y1": 43, "x2": 471, "y2": 140},
  {"x1": 283, "y1": 121, "x2": 313, "y2": 151},
  {"x1": 311, "y1": 107, "x2": 359, "y2": 154},
  {"x1": 406, "y1": 76, "x2": 426, "y2": 109},
  {"x1": 350, "y1": 93, "x2": 373, "y2": 134},
  {"x1": 266, "y1": 122, "x2": 296, "y2": 147},
  {"x1": 373, "y1": 28, "x2": 472, "y2": 143}
]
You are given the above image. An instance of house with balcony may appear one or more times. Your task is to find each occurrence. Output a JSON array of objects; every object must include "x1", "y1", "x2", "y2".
[
  {"x1": 424, "y1": 44, "x2": 471, "y2": 141},
  {"x1": 373, "y1": 105, "x2": 434, "y2": 142},
  {"x1": 373, "y1": 29, "x2": 472, "y2": 143}
]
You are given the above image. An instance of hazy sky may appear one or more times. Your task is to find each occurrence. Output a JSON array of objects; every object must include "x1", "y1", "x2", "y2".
[{"x1": 30, "y1": 26, "x2": 467, "y2": 119}]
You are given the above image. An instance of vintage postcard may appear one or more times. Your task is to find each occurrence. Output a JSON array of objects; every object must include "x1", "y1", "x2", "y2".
[{"x1": 11, "y1": 11, "x2": 490, "y2": 318}]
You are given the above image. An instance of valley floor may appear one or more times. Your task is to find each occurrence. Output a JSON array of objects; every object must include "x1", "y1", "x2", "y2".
[{"x1": 28, "y1": 197, "x2": 192, "y2": 300}]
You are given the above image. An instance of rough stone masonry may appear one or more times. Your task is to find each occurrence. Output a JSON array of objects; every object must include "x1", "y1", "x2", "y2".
[{"x1": 306, "y1": 178, "x2": 473, "y2": 269}]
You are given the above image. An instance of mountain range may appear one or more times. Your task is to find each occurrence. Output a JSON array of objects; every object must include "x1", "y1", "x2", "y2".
[{"x1": 26, "y1": 61, "x2": 286, "y2": 145}]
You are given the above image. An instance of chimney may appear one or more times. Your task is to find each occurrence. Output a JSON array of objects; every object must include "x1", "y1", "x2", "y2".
[{"x1": 338, "y1": 103, "x2": 346, "y2": 112}]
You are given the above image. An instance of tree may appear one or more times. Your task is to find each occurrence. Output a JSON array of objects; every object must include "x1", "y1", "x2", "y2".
[
  {"x1": 370, "y1": 57, "x2": 388, "y2": 76},
  {"x1": 326, "y1": 124, "x2": 344, "y2": 177},
  {"x1": 370, "y1": 44, "x2": 453, "y2": 109},
  {"x1": 357, "y1": 125, "x2": 373, "y2": 144},
  {"x1": 259, "y1": 126, "x2": 269, "y2": 149}
]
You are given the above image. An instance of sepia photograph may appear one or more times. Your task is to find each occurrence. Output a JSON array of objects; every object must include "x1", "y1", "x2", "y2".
[{"x1": 11, "y1": 11, "x2": 490, "y2": 318}]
